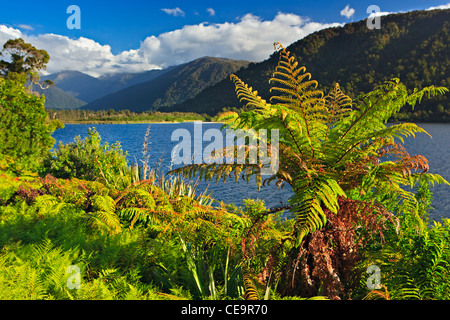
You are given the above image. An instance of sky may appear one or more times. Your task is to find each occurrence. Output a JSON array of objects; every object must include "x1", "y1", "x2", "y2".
[{"x1": 0, "y1": 0, "x2": 449, "y2": 77}]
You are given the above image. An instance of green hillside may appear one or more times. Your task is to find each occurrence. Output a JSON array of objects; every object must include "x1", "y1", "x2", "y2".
[
  {"x1": 83, "y1": 57, "x2": 250, "y2": 112},
  {"x1": 165, "y1": 9, "x2": 449, "y2": 120},
  {"x1": 34, "y1": 85, "x2": 86, "y2": 110}
]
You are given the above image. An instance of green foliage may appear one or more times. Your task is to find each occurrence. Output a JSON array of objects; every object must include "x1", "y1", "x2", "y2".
[
  {"x1": 86, "y1": 195, "x2": 122, "y2": 235},
  {"x1": 358, "y1": 206, "x2": 450, "y2": 300},
  {"x1": 0, "y1": 151, "x2": 281, "y2": 300},
  {"x1": 42, "y1": 127, "x2": 129, "y2": 187},
  {"x1": 0, "y1": 77, "x2": 63, "y2": 173},
  {"x1": 1, "y1": 30, "x2": 449, "y2": 300}
]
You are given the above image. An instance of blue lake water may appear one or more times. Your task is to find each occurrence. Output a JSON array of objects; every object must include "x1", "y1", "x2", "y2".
[{"x1": 52, "y1": 122, "x2": 450, "y2": 221}]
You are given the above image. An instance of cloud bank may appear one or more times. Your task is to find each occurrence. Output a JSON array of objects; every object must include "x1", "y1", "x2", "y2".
[
  {"x1": 426, "y1": 2, "x2": 450, "y2": 10},
  {"x1": 0, "y1": 12, "x2": 341, "y2": 77}
]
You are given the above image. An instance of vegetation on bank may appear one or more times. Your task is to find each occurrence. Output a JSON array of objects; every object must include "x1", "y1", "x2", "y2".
[
  {"x1": 1, "y1": 38, "x2": 450, "y2": 301},
  {"x1": 46, "y1": 109, "x2": 210, "y2": 124}
]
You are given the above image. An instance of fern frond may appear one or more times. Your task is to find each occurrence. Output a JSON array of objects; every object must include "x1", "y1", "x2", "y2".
[
  {"x1": 269, "y1": 43, "x2": 324, "y2": 111},
  {"x1": 322, "y1": 83, "x2": 352, "y2": 141},
  {"x1": 406, "y1": 85, "x2": 449, "y2": 109},
  {"x1": 217, "y1": 111, "x2": 239, "y2": 124},
  {"x1": 243, "y1": 271, "x2": 260, "y2": 300},
  {"x1": 290, "y1": 177, "x2": 346, "y2": 245},
  {"x1": 363, "y1": 285, "x2": 391, "y2": 300},
  {"x1": 86, "y1": 195, "x2": 122, "y2": 235},
  {"x1": 269, "y1": 42, "x2": 325, "y2": 157},
  {"x1": 331, "y1": 122, "x2": 431, "y2": 166},
  {"x1": 231, "y1": 75, "x2": 271, "y2": 111},
  {"x1": 117, "y1": 207, "x2": 162, "y2": 230}
]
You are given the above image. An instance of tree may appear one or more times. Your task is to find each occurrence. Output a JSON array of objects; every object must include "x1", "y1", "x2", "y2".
[
  {"x1": 0, "y1": 77, "x2": 62, "y2": 172},
  {"x1": 171, "y1": 43, "x2": 449, "y2": 299},
  {"x1": 0, "y1": 38, "x2": 53, "y2": 89}
]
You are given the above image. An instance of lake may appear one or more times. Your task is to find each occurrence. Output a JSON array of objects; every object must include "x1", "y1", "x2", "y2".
[{"x1": 52, "y1": 122, "x2": 450, "y2": 221}]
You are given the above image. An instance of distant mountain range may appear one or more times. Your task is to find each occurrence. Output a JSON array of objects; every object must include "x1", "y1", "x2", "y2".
[
  {"x1": 41, "y1": 68, "x2": 171, "y2": 104},
  {"x1": 82, "y1": 57, "x2": 250, "y2": 112},
  {"x1": 40, "y1": 8, "x2": 449, "y2": 119},
  {"x1": 39, "y1": 57, "x2": 249, "y2": 111}
]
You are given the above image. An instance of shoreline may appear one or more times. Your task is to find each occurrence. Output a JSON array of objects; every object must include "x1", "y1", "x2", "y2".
[
  {"x1": 61, "y1": 120, "x2": 217, "y2": 125},
  {"x1": 60, "y1": 120, "x2": 450, "y2": 125}
]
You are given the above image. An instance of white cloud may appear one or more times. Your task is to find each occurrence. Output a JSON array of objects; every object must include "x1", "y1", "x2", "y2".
[
  {"x1": 340, "y1": 4, "x2": 355, "y2": 18},
  {"x1": 207, "y1": 8, "x2": 215, "y2": 16},
  {"x1": 0, "y1": 25, "x2": 23, "y2": 46},
  {"x1": 0, "y1": 12, "x2": 342, "y2": 77},
  {"x1": 17, "y1": 24, "x2": 34, "y2": 31},
  {"x1": 0, "y1": 27, "x2": 159, "y2": 77},
  {"x1": 138, "y1": 12, "x2": 341, "y2": 68},
  {"x1": 427, "y1": 3, "x2": 450, "y2": 10},
  {"x1": 161, "y1": 7, "x2": 185, "y2": 17},
  {"x1": 367, "y1": 11, "x2": 392, "y2": 18}
]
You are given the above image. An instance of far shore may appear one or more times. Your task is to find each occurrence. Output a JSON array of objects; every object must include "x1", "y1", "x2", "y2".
[{"x1": 61, "y1": 120, "x2": 219, "y2": 125}]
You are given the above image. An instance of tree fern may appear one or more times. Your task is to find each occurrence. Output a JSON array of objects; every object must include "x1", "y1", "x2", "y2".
[{"x1": 170, "y1": 42, "x2": 448, "y2": 299}]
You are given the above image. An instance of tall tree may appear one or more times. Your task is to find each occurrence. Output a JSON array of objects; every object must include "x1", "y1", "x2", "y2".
[
  {"x1": 0, "y1": 77, "x2": 62, "y2": 172},
  {"x1": 0, "y1": 38, "x2": 52, "y2": 89},
  {"x1": 0, "y1": 40, "x2": 61, "y2": 172}
]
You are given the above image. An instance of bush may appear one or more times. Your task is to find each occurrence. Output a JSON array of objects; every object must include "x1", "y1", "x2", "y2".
[{"x1": 41, "y1": 128, "x2": 129, "y2": 187}]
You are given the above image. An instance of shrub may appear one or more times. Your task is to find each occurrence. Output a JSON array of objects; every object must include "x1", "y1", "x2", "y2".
[{"x1": 42, "y1": 128, "x2": 129, "y2": 187}]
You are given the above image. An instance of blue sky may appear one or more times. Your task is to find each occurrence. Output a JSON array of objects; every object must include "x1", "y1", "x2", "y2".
[{"x1": 0, "y1": 0, "x2": 448, "y2": 76}]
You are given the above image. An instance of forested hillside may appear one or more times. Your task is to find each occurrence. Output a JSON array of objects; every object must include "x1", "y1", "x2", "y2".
[
  {"x1": 33, "y1": 85, "x2": 86, "y2": 109},
  {"x1": 165, "y1": 9, "x2": 449, "y2": 120}
]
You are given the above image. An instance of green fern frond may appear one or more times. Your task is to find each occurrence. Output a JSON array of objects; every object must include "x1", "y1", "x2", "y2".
[
  {"x1": 269, "y1": 42, "x2": 325, "y2": 157},
  {"x1": 117, "y1": 207, "x2": 162, "y2": 230},
  {"x1": 86, "y1": 195, "x2": 122, "y2": 235},
  {"x1": 406, "y1": 85, "x2": 449, "y2": 109},
  {"x1": 217, "y1": 111, "x2": 239, "y2": 124}
]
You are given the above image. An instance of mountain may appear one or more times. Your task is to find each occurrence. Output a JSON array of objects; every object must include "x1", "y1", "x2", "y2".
[
  {"x1": 98, "y1": 68, "x2": 174, "y2": 89},
  {"x1": 41, "y1": 71, "x2": 103, "y2": 102},
  {"x1": 41, "y1": 69, "x2": 170, "y2": 103},
  {"x1": 34, "y1": 85, "x2": 86, "y2": 110},
  {"x1": 83, "y1": 57, "x2": 250, "y2": 112},
  {"x1": 163, "y1": 9, "x2": 449, "y2": 117}
]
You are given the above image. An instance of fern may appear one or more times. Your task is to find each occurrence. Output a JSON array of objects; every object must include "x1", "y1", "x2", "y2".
[
  {"x1": 86, "y1": 195, "x2": 122, "y2": 235},
  {"x1": 170, "y1": 42, "x2": 448, "y2": 299}
]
